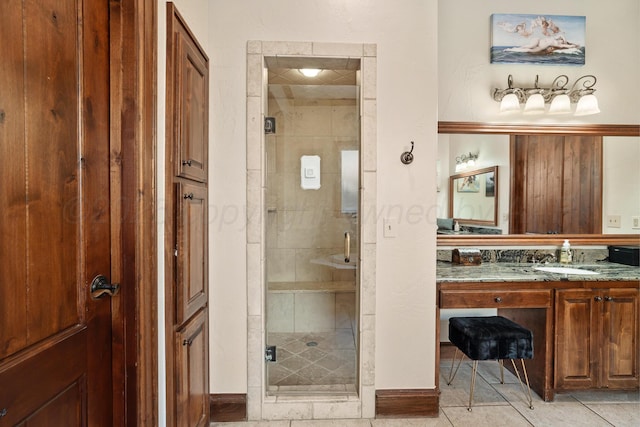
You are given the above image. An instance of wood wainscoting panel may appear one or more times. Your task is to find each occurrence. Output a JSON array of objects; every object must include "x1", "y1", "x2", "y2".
[
  {"x1": 210, "y1": 394, "x2": 247, "y2": 422},
  {"x1": 375, "y1": 389, "x2": 439, "y2": 418}
]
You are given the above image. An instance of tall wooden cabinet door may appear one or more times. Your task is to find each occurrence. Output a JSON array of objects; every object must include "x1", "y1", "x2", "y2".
[
  {"x1": 601, "y1": 288, "x2": 639, "y2": 388},
  {"x1": 555, "y1": 289, "x2": 599, "y2": 389},
  {"x1": 175, "y1": 308, "x2": 209, "y2": 427},
  {"x1": 169, "y1": 6, "x2": 209, "y2": 182},
  {"x1": 176, "y1": 181, "x2": 208, "y2": 325}
]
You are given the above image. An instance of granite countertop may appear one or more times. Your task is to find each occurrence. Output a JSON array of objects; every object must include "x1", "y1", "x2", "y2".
[{"x1": 436, "y1": 261, "x2": 640, "y2": 283}]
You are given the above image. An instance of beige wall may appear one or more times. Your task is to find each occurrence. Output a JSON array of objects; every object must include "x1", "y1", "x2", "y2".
[
  {"x1": 206, "y1": 0, "x2": 439, "y2": 394},
  {"x1": 439, "y1": 0, "x2": 640, "y2": 124}
]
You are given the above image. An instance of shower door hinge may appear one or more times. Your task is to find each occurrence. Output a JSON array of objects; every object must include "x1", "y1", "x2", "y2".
[
  {"x1": 264, "y1": 117, "x2": 275, "y2": 134},
  {"x1": 265, "y1": 345, "x2": 276, "y2": 362}
]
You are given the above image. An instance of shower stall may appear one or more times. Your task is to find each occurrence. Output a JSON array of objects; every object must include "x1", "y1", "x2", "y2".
[{"x1": 264, "y1": 68, "x2": 361, "y2": 395}]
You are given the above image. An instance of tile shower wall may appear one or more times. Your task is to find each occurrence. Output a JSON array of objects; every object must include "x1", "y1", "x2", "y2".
[{"x1": 266, "y1": 96, "x2": 359, "y2": 284}]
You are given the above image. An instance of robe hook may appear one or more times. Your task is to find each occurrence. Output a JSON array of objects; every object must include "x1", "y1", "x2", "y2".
[{"x1": 401, "y1": 141, "x2": 415, "y2": 164}]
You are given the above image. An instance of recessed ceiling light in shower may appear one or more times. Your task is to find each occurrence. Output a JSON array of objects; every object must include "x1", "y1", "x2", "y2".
[{"x1": 299, "y1": 68, "x2": 321, "y2": 77}]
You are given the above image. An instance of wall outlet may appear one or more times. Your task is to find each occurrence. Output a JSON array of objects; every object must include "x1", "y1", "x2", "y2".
[
  {"x1": 632, "y1": 216, "x2": 640, "y2": 229},
  {"x1": 607, "y1": 215, "x2": 621, "y2": 228}
]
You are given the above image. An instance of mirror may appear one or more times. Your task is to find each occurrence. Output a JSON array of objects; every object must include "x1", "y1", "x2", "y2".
[
  {"x1": 448, "y1": 166, "x2": 498, "y2": 228},
  {"x1": 437, "y1": 122, "x2": 640, "y2": 246}
]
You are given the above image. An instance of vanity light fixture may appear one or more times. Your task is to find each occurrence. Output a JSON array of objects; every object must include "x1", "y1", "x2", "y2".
[
  {"x1": 493, "y1": 74, "x2": 599, "y2": 116},
  {"x1": 299, "y1": 68, "x2": 321, "y2": 77},
  {"x1": 455, "y1": 152, "x2": 479, "y2": 172}
]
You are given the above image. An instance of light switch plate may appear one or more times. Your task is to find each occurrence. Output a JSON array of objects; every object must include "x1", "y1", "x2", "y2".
[{"x1": 383, "y1": 218, "x2": 397, "y2": 238}]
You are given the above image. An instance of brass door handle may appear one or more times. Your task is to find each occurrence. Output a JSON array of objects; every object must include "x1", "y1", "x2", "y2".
[{"x1": 90, "y1": 275, "x2": 120, "y2": 299}]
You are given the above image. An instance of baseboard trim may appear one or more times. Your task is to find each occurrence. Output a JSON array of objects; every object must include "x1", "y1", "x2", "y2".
[
  {"x1": 375, "y1": 388, "x2": 440, "y2": 418},
  {"x1": 210, "y1": 393, "x2": 247, "y2": 422}
]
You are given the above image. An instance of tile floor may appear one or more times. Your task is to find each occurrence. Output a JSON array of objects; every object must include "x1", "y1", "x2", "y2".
[
  {"x1": 267, "y1": 330, "x2": 357, "y2": 391},
  {"x1": 214, "y1": 353, "x2": 639, "y2": 426}
]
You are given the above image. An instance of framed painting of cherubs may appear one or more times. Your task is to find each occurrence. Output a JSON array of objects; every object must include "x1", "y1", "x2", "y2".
[{"x1": 490, "y1": 14, "x2": 586, "y2": 65}]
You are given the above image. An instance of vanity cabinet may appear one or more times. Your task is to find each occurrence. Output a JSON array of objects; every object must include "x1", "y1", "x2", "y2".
[
  {"x1": 555, "y1": 285, "x2": 639, "y2": 390},
  {"x1": 438, "y1": 277, "x2": 640, "y2": 401}
]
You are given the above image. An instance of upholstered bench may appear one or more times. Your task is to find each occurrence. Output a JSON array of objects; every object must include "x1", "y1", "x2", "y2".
[{"x1": 446, "y1": 316, "x2": 534, "y2": 411}]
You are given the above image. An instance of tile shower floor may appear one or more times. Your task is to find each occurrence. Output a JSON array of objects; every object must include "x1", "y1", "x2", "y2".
[{"x1": 267, "y1": 329, "x2": 357, "y2": 392}]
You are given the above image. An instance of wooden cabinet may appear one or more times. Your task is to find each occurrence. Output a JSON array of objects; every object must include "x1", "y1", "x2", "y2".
[
  {"x1": 438, "y1": 279, "x2": 639, "y2": 401},
  {"x1": 176, "y1": 309, "x2": 209, "y2": 427},
  {"x1": 555, "y1": 286, "x2": 639, "y2": 390},
  {"x1": 165, "y1": 3, "x2": 210, "y2": 426}
]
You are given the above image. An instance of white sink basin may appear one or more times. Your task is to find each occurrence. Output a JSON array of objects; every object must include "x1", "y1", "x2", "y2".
[{"x1": 534, "y1": 266, "x2": 599, "y2": 275}]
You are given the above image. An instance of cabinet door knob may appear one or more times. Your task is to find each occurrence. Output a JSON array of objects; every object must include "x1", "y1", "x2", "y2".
[
  {"x1": 604, "y1": 296, "x2": 613, "y2": 302},
  {"x1": 494, "y1": 296, "x2": 502, "y2": 303},
  {"x1": 594, "y1": 296, "x2": 603, "y2": 302}
]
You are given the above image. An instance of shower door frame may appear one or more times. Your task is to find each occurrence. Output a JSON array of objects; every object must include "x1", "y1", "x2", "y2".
[{"x1": 246, "y1": 41, "x2": 378, "y2": 420}]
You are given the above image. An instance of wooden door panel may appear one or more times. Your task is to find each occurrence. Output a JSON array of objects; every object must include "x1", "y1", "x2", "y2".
[
  {"x1": 602, "y1": 288, "x2": 639, "y2": 388},
  {"x1": 169, "y1": 6, "x2": 209, "y2": 183},
  {"x1": 0, "y1": 0, "x2": 28, "y2": 358},
  {"x1": 0, "y1": 328, "x2": 86, "y2": 425},
  {"x1": 19, "y1": 382, "x2": 83, "y2": 427},
  {"x1": 25, "y1": 0, "x2": 80, "y2": 345},
  {"x1": 562, "y1": 136, "x2": 603, "y2": 234},
  {"x1": 555, "y1": 289, "x2": 598, "y2": 389},
  {"x1": 524, "y1": 135, "x2": 564, "y2": 234},
  {"x1": 175, "y1": 309, "x2": 209, "y2": 427},
  {"x1": 0, "y1": 0, "x2": 112, "y2": 424},
  {"x1": 176, "y1": 182, "x2": 208, "y2": 325}
]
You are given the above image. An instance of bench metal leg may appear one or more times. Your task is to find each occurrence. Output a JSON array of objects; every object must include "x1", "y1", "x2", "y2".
[
  {"x1": 510, "y1": 359, "x2": 534, "y2": 409},
  {"x1": 446, "y1": 347, "x2": 464, "y2": 386}
]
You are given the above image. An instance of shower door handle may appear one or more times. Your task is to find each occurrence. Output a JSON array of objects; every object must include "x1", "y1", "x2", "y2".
[{"x1": 344, "y1": 232, "x2": 351, "y2": 263}]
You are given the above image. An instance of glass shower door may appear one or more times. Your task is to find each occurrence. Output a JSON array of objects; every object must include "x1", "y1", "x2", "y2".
[{"x1": 265, "y1": 81, "x2": 360, "y2": 395}]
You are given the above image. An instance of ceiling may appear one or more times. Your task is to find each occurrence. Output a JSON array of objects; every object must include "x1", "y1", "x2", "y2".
[{"x1": 265, "y1": 56, "x2": 359, "y2": 100}]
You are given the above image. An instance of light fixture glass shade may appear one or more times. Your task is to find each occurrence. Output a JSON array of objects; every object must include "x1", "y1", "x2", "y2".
[
  {"x1": 574, "y1": 94, "x2": 600, "y2": 116},
  {"x1": 523, "y1": 93, "x2": 545, "y2": 114},
  {"x1": 499, "y1": 93, "x2": 521, "y2": 113},
  {"x1": 548, "y1": 94, "x2": 571, "y2": 114},
  {"x1": 299, "y1": 68, "x2": 321, "y2": 77}
]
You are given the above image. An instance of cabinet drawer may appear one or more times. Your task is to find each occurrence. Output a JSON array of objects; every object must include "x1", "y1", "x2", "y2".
[{"x1": 440, "y1": 289, "x2": 552, "y2": 308}]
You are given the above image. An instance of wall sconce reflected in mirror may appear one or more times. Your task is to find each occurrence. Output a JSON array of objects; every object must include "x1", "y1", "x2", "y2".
[
  {"x1": 493, "y1": 74, "x2": 599, "y2": 116},
  {"x1": 455, "y1": 152, "x2": 478, "y2": 172}
]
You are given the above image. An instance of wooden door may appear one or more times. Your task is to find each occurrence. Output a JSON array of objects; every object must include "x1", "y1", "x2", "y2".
[
  {"x1": 555, "y1": 289, "x2": 599, "y2": 389},
  {"x1": 0, "y1": 0, "x2": 113, "y2": 425},
  {"x1": 601, "y1": 288, "x2": 639, "y2": 388},
  {"x1": 512, "y1": 135, "x2": 565, "y2": 234},
  {"x1": 510, "y1": 135, "x2": 602, "y2": 234}
]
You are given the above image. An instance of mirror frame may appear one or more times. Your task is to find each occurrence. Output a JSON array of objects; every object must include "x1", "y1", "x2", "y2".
[
  {"x1": 438, "y1": 121, "x2": 640, "y2": 246},
  {"x1": 449, "y1": 166, "x2": 498, "y2": 227}
]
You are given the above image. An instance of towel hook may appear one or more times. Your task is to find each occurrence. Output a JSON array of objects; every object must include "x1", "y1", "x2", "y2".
[{"x1": 401, "y1": 141, "x2": 414, "y2": 164}]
